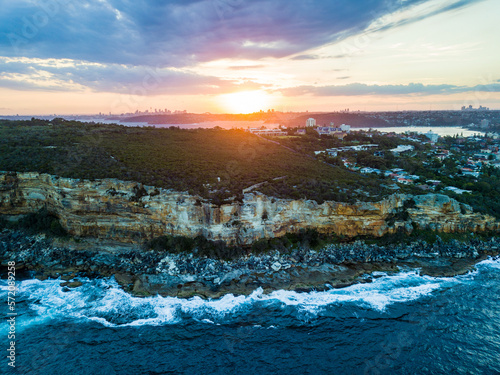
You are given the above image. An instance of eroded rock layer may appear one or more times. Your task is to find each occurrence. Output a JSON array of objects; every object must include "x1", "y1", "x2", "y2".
[{"x1": 1, "y1": 172, "x2": 498, "y2": 244}]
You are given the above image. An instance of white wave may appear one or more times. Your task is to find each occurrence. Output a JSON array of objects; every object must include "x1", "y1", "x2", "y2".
[
  {"x1": 247, "y1": 271, "x2": 446, "y2": 312},
  {"x1": 0, "y1": 262, "x2": 497, "y2": 328},
  {"x1": 476, "y1": 256, "x2": 500, "y2": 269}
]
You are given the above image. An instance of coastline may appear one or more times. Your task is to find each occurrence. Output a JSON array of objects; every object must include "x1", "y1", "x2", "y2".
[{"x1": 1, "y1": 229, "x2": 498, "y2": 299}]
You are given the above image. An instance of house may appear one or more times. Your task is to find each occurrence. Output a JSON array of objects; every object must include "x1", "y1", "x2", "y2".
[
  {"x1": 296, "y1": 129, "x2": 306, "y2": 135},
  {"x1": 383, "y1": 170, "x2": 393, "y2": 177},
  {"x1": 462, "y1": 168, "x2": 480, "y2": 178},
  {"x1": 444, "y1": 186, "x2": 472, "y2": 195},
  {"x1": 417, "y1": 184, "x2": 431, "y2": 191},
  {"x1": 360, "y1": 167, "x2": 380, "y2": 174},
  {"x1": 426, "y1": 180, "x2": 441, "y2": 186},
  {"x1": 397, "y1": 177, "x2": 413, "y2": 185},
  {"x1": 390, "y1": 145, "x2": 415, "y2": 155},
  {"x1": 326, "y1": 149, "x2": 338, "y2": 157},
  {"x1": 473, "y1": 153, "x2": 489, "y2": 161}
]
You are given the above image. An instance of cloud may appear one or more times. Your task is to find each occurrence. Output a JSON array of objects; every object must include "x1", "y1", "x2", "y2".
[
  {"x1": 290, "y1": 54, "x2": 321, "y2": 61},
  {"x1": 279, "y1": 82, "x2": 500, "y2": 96},
  {"x1": 0, "y1": 0, "x2": 480, "y2": 68},
  {"x1": 228, "y1": 65, "x2": 266, "y2": 70},
  {"x1": 367, "y1": 0, "x2": 485, "y2": 34},
  {"x1": 0, "y1": 58, "x2": 267, "y2": 95},
  {"x1": 0, "y1": 0, "x2": 486, "y2": 96}
]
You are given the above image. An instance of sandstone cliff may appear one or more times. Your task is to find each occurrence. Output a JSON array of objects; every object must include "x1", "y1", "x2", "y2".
[{"x1": 0, "y1": 172, "x2": 498, "y2": 245}]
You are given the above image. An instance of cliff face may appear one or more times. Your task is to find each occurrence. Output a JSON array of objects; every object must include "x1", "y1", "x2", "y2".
[{"x1": 0, "y1": 172, "x2": 498, "y2": 244}]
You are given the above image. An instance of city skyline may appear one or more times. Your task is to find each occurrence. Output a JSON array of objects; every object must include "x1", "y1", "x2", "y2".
[{"x1": 0, "y1": 0, "x2": 499, "y2": 115}]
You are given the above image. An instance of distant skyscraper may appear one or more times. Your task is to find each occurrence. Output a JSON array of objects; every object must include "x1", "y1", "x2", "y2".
[{"x1": 306, "y1": 118, "x2": 316, "y2": 127}]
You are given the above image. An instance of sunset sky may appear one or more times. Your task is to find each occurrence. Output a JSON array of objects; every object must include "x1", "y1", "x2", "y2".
[{"x1": 0, "y1": 0, "x2": 499, "y2": 115}]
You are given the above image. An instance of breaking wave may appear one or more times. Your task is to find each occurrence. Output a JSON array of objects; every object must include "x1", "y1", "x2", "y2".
[{"x1": 1, "y1": 257, "x2": 498, "y2": 329}]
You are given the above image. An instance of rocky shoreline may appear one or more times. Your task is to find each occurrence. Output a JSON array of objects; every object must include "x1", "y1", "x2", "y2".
[{"x1": 1, "y1": 229, "x2": 499, "y2": 299}]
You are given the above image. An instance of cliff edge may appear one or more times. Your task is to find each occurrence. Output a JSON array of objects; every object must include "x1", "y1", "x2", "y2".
[{"x1": 1, "y1": 172, "x2": 498, "y2": 245}]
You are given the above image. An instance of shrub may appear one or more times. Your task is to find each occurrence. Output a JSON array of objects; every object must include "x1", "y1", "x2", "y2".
[{"x1": 16, "y1": 208, "x2": 68, "y2": 237}]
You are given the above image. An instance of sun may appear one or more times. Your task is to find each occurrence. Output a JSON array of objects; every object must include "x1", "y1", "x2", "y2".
[{"x1": 219, "y1": 90, "x2": 274, "y2": 114}]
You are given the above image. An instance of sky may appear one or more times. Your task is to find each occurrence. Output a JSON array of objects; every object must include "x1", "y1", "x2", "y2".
[{"x1": 0, "y1": 0, "x2": 499, "y2": 115}]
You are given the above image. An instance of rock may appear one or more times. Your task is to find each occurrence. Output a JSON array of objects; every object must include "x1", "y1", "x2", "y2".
[
  {"x1": 67, "y1": 281, "x2": 83, "y2": 288},
  {"x1": 2, "y1": 172, "x2": 498, "y2": 245}
]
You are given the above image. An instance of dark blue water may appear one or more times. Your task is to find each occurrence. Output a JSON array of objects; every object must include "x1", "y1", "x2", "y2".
[{"x1": 2, "y1": 258, "x2": 500, "y2": 374}]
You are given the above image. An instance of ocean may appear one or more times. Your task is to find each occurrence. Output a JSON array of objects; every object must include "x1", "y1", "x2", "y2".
[{"x1": 2, "y1": 258, "x2": 500, "y2": 374}]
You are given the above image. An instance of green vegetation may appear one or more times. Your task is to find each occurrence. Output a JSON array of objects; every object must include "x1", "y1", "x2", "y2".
[
  {"x1": 385, "y1": 198, "x2": 417, "y2": 226},
  {"x1": 368, "y1": 227, "x2": 496, "y2": 246},
  {"x1": 1, "y1": 118, "x2": 499, "y2": 218},
  {"x1": 0, "y1": 208, "x2": 67, "y2": 237},
  {"x1": 0, "y1": 118, "x2": 390, "y2": 204},
  {"x1": 146, "y1": 228, "x2": 330, "y2": 259},
  {"x1": 146, "y1": 235, "x2": 245, "y2": 260},
  {"x1": 145, "y1": 226, "x2": 490, "y2": 259}
]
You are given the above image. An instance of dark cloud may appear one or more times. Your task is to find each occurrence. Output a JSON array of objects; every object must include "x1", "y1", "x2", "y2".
[
  {"x1": 0, "y1": 0, "x2": 485, "y2": 95},
  {"x1": 337, "y1": 76, "x2": 351, "y2": 80},
  {"x1": 279, "y1": 82, "x2": 500, "y2": 96},
  {"x1": 0, "y1": 0, "x2": 478, "y2": 67}
]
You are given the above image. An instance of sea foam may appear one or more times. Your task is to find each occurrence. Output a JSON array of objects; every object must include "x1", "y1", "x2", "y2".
[{"x1": 1, "y1": 258, "x2": 499, "y2": 328}]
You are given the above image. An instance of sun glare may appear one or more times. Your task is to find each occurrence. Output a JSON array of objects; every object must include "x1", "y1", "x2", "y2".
[{"x1": 220, "y1": 91, "x2": 274, "y2": 114}]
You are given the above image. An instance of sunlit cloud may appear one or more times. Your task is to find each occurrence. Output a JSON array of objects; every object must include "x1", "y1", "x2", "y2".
[
  {"x1": 279, "y1": 82, "x2": 500, "y2": 97},
  {"x1": 0, "y1": 0, "x2": 497, "y2": 113}
]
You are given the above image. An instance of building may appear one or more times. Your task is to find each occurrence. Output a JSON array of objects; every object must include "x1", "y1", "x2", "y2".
[
  {"x1": 444, "y1": 186, "x2": 472, "y2": 194},
  {"x1": 397, "y1": 177, "x2": 414, "y2": 185},
  {"x1": 462, "y1": 105, "x2": 490, "y2": 111},
  {"x1": 296, "y1": 129, "x2": 306, "y2": 135},
  {"x1": 248, "y1": 129, "x2": 288, "y2": 136},
  {"x1": 340, "y1": 124, "x2": 351, "y2": 133},
  {"x1": 317, "y1": 126, "x2": 343, "y2": 135},
  {"x1": 481, "y1": 119, "x2": 490, "y2": 129},
  {"x1": 425, "y1": 130, "x2": 439, "y2": 143},
  {"x1": 390, "y1": 145, "x2": 415, "y2": 155},
  {"x1": 306, "y1": 118, "x2": 316, "y2": 127}
]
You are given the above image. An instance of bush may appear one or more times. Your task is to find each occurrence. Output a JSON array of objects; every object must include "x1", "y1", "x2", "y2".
[
  {"x1": 146, "y1": 234, "x2": 247, "y2": 260},
  {"x1": 16, "y1": 208, "x2": 68, "y2": 237}
]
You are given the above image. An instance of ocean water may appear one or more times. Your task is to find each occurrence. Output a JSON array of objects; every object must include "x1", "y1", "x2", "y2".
[
  {"x1": 356, "y1": 126, "x2": 485, "y2": 137},
  {"x1": 1, "y1": 258, "x2": 500, "y2": 375}
]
